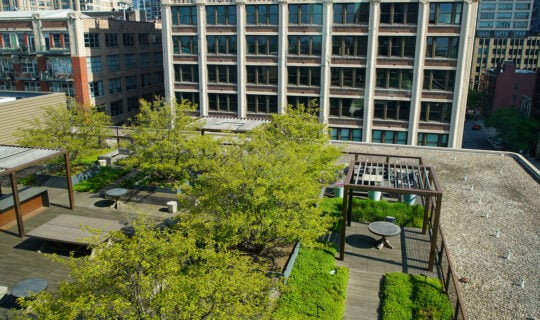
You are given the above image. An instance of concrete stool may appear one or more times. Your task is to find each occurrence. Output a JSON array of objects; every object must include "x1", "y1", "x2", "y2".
[
  {"x1": 0, "y1": 286, "x2": 8, "y2": 300},
  {"x1": 167, "y1": 201, "x2": 178, "y2": 213}
]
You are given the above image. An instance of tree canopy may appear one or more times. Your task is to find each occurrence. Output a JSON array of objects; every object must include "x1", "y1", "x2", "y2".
[
  {"x1": 124, "y1": 99, "x2": 222, "y2": 188},
  {"x1": 179, "y1": 104, "x2": 342, "y2": 261},
  {"x1": 17, "y1": 103, "x2": 111, "y2": 162},
  {"x1": 22, "y1": 219, "x2": 273, "y2": 320},
  {"x1": 485, "y1": 107, "x2": 539, "y2": 152}
]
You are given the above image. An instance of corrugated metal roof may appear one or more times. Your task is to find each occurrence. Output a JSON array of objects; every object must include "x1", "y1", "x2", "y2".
[
  {"x1": 198, "y1": 117, "x2": 270, "y2": 132},
  {"x1": 0, "y1": 145, "x2": 62, "y2": 171}
]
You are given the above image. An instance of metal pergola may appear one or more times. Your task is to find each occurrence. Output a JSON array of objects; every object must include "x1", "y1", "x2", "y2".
[
  {"x1": 339, "y1": 155, "x2": 443, "y2": 271},
  {"x1": 0, "y1": 145, "x2": 75, "y2": 237}
]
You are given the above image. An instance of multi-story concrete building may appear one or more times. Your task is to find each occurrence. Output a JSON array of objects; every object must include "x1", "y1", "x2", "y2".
[
  {"x1": 471, "y1": 0, "x2": 539, "y2": 89},
  {"x1": 161, "y1": 0, "x2": 477, "y2": 148},
  {"x1": 134, "y1": 0, "x2": 162, "y2": 21},
  {"x1": 0, "y1": 10, "x2": 164, "y2": 124}
]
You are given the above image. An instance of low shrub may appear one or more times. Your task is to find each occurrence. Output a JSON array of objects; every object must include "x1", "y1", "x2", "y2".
[
  {"x1": 73, "y1": 167, "x2": 131, "y2": 192},
  {"x1": 381, "y1": 273, "x2": 452, "y2": 320},
  {"x1": 320, "y1": 197, "x2": 424, "y2": 228},
  {"x1": 273, "y1": 246, "x2": 348, "y2": 319}
]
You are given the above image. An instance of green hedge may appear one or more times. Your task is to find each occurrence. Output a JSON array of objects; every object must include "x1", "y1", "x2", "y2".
[
  {"x1": 381, "y1": 273, "x2": 452, "y2": 320},
  {"x1": 73, "y1": 167, "x2": 131, "y2": 192},
  {"x1": 320, "y1": 197, "x2": 424, "y2": 228},
  {"x1": 273, "y1": 246, "x2": 348, "y2": 319}
]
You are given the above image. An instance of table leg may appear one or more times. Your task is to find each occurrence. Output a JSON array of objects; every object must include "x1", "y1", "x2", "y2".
[{"x1": 375, "y1": 236, "x2": 393, "y2": 250}]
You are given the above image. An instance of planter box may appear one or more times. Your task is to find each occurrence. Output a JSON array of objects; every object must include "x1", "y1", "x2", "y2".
[{"x1": 35, "y1": 165, "x2": 100, "y2": 188}]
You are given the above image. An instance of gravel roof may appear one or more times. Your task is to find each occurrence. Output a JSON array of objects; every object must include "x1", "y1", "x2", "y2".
[{"x1": 337, "y1": 143, "x2": 539, "y2": 320}]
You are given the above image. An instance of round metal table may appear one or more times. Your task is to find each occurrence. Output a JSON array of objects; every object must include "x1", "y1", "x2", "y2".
[
  {"x1": 12, "y1": 278, "x2": 48, "y2": 298},
  {"x1": 368, "y1": 221, "x2": 401, "y2": 249},
  {"x1": 105, "y1": 188, "x2": 128, "y2": 209}
]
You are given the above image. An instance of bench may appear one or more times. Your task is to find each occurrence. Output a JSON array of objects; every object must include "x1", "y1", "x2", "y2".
[
  {"x1": 98, "y1": 148, "x2": 131, "y2": 166},
  {"x1": 0, "y1": 187, "x2": 49, "y2": 227}
]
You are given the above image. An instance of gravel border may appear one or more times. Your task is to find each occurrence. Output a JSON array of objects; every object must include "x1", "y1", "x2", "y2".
[{"x1": 337, "y1": 143, "x2": 539, "y2": 320}]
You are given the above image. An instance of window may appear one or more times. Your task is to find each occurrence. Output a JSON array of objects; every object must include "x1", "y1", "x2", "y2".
[
  {"x1": 175, "y1": 92, "x2": 199, "y2": 106},
  {"x1": 374, "y1": 100, "x2": 410, "y2": 121},
  {"x1": 247, "y1": 95, "x2": 278, "y2": 114},
  {"x1": 380, "y1": 3, "x2": 418, "y2": 25},
  {"x1": 23, "y1": 81, "x2": 39, "y2": 91},
  {"x1": 153, "y1": 72, "x2": 164, "y2": 85},
  {"x1": 515, "y1": 3, "x2": 530, "y2": 10},
  {"x1": 496, "y1": 21, "x2": 511, "y2": 28},
  {"x1": 208, "y1": 93, "x2": 237, "y2": 112},
  {"x1": 376, "y1": 69, "x2": 413, "y2": 90},
  {"x1": 330, "y1": 128, "x2": 362, "y2": 141},
  {"x1": 372, "y1": 130, "x2": 408, "y2": 144},
  {"x1": 479, "y1": 12, "x2": 495, "y2": 19},
  {"x1": 125, "y1": 75, "x2": 137, "y2": 90},
  {"x1": 329, "y1": 98, "x2": 363, "y2": 118},
  {"x1": 123, "y1": 33, "x2": 135, "y2": 47},
  {"x1": 50, "y1": 32, "x2": 69, "y2": 48},
  {"x1": 49, "y1": 82, "x2": 74, "y2": 97},
  {"x1": 174, "y1": 64, "x2": 199, "y2": 82},
  {"x1": 426, "y1": 37, "x2": 459, "y2": 58},
  {"x1": 84, "y1": 33, "x2": 99, "y2": 48},
  {"x1": 247, "y1": 66, "x2": 278, "y2": 85},
  {"x1": 478, "y1": 21, "x2": 494, "y2": 28},
  {"x1": 140, "y1": 53, "x2": 151, "y2": 67},
  {"x1": 423, "y1": 70, "x2": 455, "y2": 91},
  {"x1": 246, "y1": 4, "x2": 278, "y2": 25},
  {"x1": 127, "y1": 96, "x2": 139, "y2": 112},
  {"x1": 109, "y1": 78, "x2": 122, "y2": 94},
  {"x1": 496, "y1": 12, "x2": 512, "y2": 20},
  {"x1": 86, "y1": 56, "x2": 102, "y2": 72},
  {"x1": 246, "y1": 35, "x2": 278, "y2": 55},
  {"x1": 207, "y1": 36, "x2": 237, "y2": 54},
  {"x1": 420, "y1": 102, "x2": 451, "y2": 123},
  {"x1": 207, "y1": 6, "x2": 236, "y2": 25},
  {"x1": 110, "y1": 100, "x2": 123, "y2": 116},
  {"x1": 287, "y1": 96, "x2": 318, "y2": 110},
  {"x1": 330, "y1": 67, "x2": 365, "y2": 88},
  {"x1": 151, "y1": 35, "x2": 162, "y2": 46},
  {"x1": 333, "y1": 3, "x2": 369, "y2": 24},
  {"x1": 89, "y1": 81, "x2": 104, "y2": 97},
  {"x1": 513, "y1": 21, "x2": 528, "y2": 29},
  {"x1": 138, "y1": 33, "x2": 149, "y2": 46},
  {"x1": 480, "y1": 3, "x2": 496, "y2": 10},
  {"x1": 418, "y1": 133, "x2": 448, "y2": 147},
  {"x1": 106, "y1": 55, "x2": 120, "y2": 71},
  {"x1": 429, "y1": 3, "x2": 462, "y2": 25},
  {"x1": 171, "y1": 6, "x2": 197, "y2": 25},
  {"x1": 207, "y1": 65, "x2": 236, "y2": 84},
  {"x1": 124, "y1": 54, "x2": 136, "y2": 68},
  {"x1": 105, "y1": 33, "x2": 118, "y2": 47},
  {"x1": 378, "y1": 36, "x2": 416, "y2": 57},
  {"x1": 288, "y1": 66, "x2": 320, "y2": 86},
  {"x1": 141, "y1": 73, "x2": 151, "y2": 87},
  {"x1": 153, "y1": 52, "x2": 162, "y2": 65},
  {"x1": 173, "y1": 36, "x2": 198, "y2": 54},
  {"x1": 289, "y1": 4, "x2": 323, "y2": 25},
  {"x1": 332, "y1": 36, "x2": 368, "y2": 57},
  {"x1": 288, "y1": 35, "x2": 322, "y2": 55},
  {"x1": 514, "y1": 12, "x2": 529, "y2": 20}
]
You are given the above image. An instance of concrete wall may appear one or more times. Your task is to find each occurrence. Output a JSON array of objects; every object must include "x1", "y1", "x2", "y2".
[{"x1": 0, "y1": 92, "x2": 66, "y2": 145}]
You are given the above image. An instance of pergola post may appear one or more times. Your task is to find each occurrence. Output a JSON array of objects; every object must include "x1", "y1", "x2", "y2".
[
  {"x1": 9, "y1": 172, "x2": 24, "y2": 237},
  {"x1": 339, "y1": 186, "x2": 348, "y2": 260},
  {"x1": 64, "y1": 152, "x2": 75, "y2": 209},
  {"x1": 428, "y1": 194, "x2": 443, "y2": 271},
  {"x1": 422, "y1": 195, "x2": 431, "y2": 234}
]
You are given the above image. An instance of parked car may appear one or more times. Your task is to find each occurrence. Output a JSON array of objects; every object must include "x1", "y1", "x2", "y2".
[{"x1": 471, "y1": 124, "x2": 481, "y2": 130}]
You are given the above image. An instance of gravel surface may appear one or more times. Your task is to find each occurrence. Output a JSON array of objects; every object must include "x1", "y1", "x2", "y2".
[{"x1": 338, "y1": 143, "x2": 539, "y2": 320}]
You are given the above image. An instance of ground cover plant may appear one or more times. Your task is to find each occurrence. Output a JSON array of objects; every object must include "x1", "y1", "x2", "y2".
[
  {"x1": 73, "y1": 166, "x2": 131, "y2": 192},
  {"x1": 273, "y1": 246, "x2": 348, "y2": 319},
  {"x1": 381, "y1": 272, "x2": 452, "y2": 320},
  {"x1": 320, "y1": 197, "x2": 424, "y2": 228}
]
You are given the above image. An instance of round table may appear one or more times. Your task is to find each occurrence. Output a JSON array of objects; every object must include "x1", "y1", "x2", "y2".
[
  {"x1": 11, "y1": 278, "x2": 48, "y2": 298},
  {"x1": 105, "y1": 188, "x2": 128, "y2": 209},
  {"x1": 368, "y1": 221, "x2": 401, "y2": 250}
]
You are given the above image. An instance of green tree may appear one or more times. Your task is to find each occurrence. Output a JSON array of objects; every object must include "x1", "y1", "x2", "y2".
[
  {"x1": 467, "y1": 89, "x2": 482, "y2": 112},
  {"x1": 17, "y1": 103, "x2": 111, "y2": 162},
  {"x1": 181, "y1": 104, "x2": 342, "y2": 261},
  {"x1": 22, "y1": 219, "x2": 273, "y2": 319},
  {"x1": 485, "y1": 107, "x2": 539, "y2": 152},
  {"x1": 124, "y1": 99, "x2": 222, "y2": 188}
]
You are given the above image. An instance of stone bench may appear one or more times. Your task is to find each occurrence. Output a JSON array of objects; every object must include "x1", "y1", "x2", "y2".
[{"x1": 98, "y1": 148, "x2": 131, "y2": 167}]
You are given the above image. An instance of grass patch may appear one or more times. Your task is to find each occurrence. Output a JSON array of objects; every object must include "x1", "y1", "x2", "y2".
[
  {"x1": 73, "y1": 167, "x2": 131, "y2": 192},
  {"x1": 273, "y1": 246, "x2": 348, "y2": 319},
  {"x1": 320, "y1": 197, "x2": 424, "y2": 228},
  {"x1": 381, "y1": 273, "x2": 452, "y2": 320}
]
